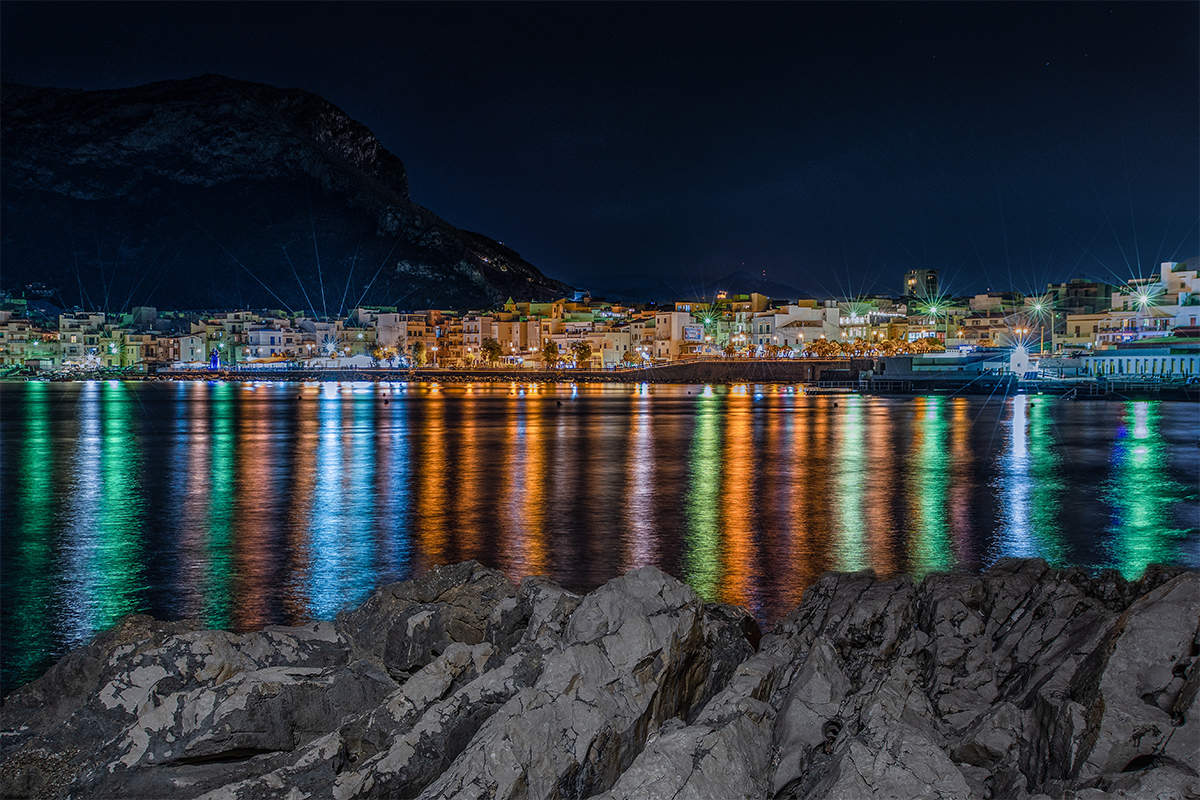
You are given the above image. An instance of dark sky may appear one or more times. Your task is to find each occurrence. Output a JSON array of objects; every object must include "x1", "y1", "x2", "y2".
[{"x1": 2, "y1": 1, "x2": 1197, "y2": 299}]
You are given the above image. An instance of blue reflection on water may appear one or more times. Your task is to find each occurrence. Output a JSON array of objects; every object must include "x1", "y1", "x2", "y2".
[{"x1": 2, "y1": 382, "x2": 1198, "y2": 697}]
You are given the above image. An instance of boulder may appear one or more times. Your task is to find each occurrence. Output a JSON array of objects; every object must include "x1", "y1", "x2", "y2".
[
  {"x1": 2, "y1": 559, "x2": 1195, "y2": 800},
  {"x1": 337, "y1": 561, "x2": 516, "y2": 681}
]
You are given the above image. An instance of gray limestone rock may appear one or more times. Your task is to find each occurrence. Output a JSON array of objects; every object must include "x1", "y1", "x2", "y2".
[
  {"x1": 336, "y1": 561, "x2": 516, "y2": 681},
  {"x1": 2, "y1": 560, "x2": 1196, "y2": 800},
  {"x1": 414, "y1": 566, "x2": 730, "y2": 800}
]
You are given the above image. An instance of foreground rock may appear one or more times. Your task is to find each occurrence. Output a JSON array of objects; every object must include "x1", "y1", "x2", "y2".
[{"x1": 2, "y1": 560, "x2": 1197, "y2": 799}]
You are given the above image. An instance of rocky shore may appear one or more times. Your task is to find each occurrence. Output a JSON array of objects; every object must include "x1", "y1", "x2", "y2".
[{"x1": 2, "y1": 559, "x2": 1197, "y2": 799}]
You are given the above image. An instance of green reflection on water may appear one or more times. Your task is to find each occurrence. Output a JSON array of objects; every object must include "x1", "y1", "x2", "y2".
[
  {"x1": 1106, "y1": 402, "x2": 1194, "y2": 578},
  {"x1": 10, "y1": 383, "x2": 56, "y2": 681},
  {"x1": 684, "y1": 391, "x2": 722, "y2": 600},
  {"x1": 834, "y1": 397, "x2": 867, "y2": 571},
  {"x1": 63, "y1": 382, "x2": 148, "y2": 640},
  {"x1": 204, "y1": 383, "x2": 235, "y2": 628},
  {"x1": 910, "y1": 397, "x2": 951, "y2": 575},
  {"x1": 95, "y1": 382, "x2": 147, "y2": 624}
]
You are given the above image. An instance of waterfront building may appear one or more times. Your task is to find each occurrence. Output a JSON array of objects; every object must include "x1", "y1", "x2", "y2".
[
  {"x1": 1045, "y1": 278, "x2": 1115, "y2": 315},
  {"x1": 903, "y1": 268, "x2": 938, "y2": 299},
  {"x1": 1109, "y1": 259, "x2": 1200, "y2": 336},
  {"x1": 968, "y1": 292, "x2": 1023, "y2": 313},
  {"x1": 1095, "y1": 308, "x2": 1175, "y2": 346},
  {"x1": 172, "y1": 333, "x2": 206, "y2": 364},
  {"x1": 754, "y1": 302, "x2": 841, "y2": 352},
  {"x1": 245, "y1": 326, "x2": 300, "y2": 360},
  {"x1": 957, "y1": 307, "x2": 1047, "y2": 349},
  {"x1": 653, "y1": 309, "x2": 696, "y2": 360},
  {"x1": 1057, "y1": 313, "x2": 1106, "y2": 351},
  {"x1": 1086, "y1": 341, "x2": 1199, "y2": 378},
  {"x1": 0, "y1": 312, "x2": 59, "y2": 367}
]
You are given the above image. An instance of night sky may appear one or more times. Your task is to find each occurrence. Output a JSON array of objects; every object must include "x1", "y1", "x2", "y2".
[{"x1": 2, "y1": 1, "x2": 1196, "y2": 300}]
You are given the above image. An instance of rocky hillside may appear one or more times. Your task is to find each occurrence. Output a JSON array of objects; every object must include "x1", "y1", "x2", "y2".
[
  {"x1": 1, "y1": 559, "x2": 1197, "y2": 799},
  {"x1": 0, "y1": 75, "x2": 572, "y2": 311}
]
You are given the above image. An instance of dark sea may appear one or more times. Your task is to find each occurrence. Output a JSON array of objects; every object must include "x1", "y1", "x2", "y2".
[{"x1": 2, "y1": 380, "x2": 1197, "y2": 695}]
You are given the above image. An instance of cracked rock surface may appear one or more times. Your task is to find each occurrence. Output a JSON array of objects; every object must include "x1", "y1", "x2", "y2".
[{"x1": 2, "y1": 559, "x2": 1197, "y2": 799}]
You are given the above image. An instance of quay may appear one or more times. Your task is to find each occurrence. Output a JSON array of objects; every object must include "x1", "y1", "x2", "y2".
[{"x1": 16, "y1": 357, "x2": 1197, "y2": 400}]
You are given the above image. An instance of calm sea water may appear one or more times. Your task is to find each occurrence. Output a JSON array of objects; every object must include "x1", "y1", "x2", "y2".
[{"x1": 2, "y1": 380, "x2": 1197, "y2": 694}]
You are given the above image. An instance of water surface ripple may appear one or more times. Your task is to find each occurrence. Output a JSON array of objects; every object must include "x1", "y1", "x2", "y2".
[{"x1": 2, "y1": 380, "x2": 1197, "y2": 692}]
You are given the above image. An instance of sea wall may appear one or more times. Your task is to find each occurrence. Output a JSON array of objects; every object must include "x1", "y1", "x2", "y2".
[{"x1": 1, "y1": 559, "x2": 1197, "y2": 799}]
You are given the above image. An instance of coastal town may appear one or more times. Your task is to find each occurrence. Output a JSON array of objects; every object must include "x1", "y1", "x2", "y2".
[{"x1": 2, "y1": 259, "x2": 1198, "y2": 381}]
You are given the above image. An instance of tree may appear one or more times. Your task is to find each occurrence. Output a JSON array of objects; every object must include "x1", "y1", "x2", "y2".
[
  {"x1": 541, "y1": 339, "x2": 561, "y2": 368},
  {"x1": 723, "y1": 343, "x2": 737, "y2": 358},
  {"x1": 480, "y1": 337, "x2": 503, "y2": 365},
  {"x1": 409, "y1": 340, "x2": 427, "y2": 366},
  {"x1": 570, "y1": 340, "x2": 593, "y2": 368},
  {"x1": 912, "y1": 336, "x2": 945, "y2": 353},
  {"x1": 806, "y1": 338, "x2": 839, "y2": 359},
  {"x1": 620, "y1": 351, "x2": 639, "y2": 367}
]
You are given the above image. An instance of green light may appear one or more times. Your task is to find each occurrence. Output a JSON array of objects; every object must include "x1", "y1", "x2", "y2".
[
  {"x1": 909, "y1": 397, "x2": 951, "y2": 575},
  {"x1": 6, "y1": 383, "x2": 57, "y2": 685},
  {"x1": 684, "y1": 392, "x2": 722, "y2": 600},
  {"x1": 203, "y1": 382, "x2": 235, "y2": 628},
  {"x1": 1105, "y1": 402, "x2": 1194, "y2": 578},
  {"x1": 834, "y1": 397, "x2": 866, "y2": 571}
]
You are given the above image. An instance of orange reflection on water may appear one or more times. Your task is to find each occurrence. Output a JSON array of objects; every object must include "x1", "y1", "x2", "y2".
[
  {"x1": 948, "y1": 399, "x2": 977, "y2": 565},
  {"x1": 497, "y1": 394, "x2": 550, "y2": 578},
  {"x1": 719, "y1": 390, "x2": 755, "y2": 608},
  {"x1": 790, "y1": 400, "x2": 836, "y2": 591},
  {"x1": 284, "y1": 390, "x2": 318, "y2": 621},
  {"x1": 519, "y1": 399, "x2": 549, "y2": 575},
  {"x1": 413, "y1": 388, "x2": 449, "y2": 570},
  {"x1": 453, "y1": 393, "x2": 486, "y2": 560},
  {"x1": 766, "y1": 393, "x2": 809, "y2": 618},
  {"x1": 863, "y1": 400, "x2": 899, "y2": 577},
  {"x1": 232, "y1": 396, "x2": 276, "y2": 629}
]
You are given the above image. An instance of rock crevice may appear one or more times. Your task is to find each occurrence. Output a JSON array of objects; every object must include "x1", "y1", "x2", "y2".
[{"x1": 2, "y1": 558, "x2": 1197, "y2": 800}]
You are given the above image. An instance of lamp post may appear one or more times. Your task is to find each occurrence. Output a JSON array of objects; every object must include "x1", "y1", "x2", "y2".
[{"x1": 1030, "y1": 300, "x2": 1047, "y2": 354}]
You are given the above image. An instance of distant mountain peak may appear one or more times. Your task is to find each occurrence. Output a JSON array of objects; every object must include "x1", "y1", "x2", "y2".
[{"x1": 1, "y1": 75, "x2": 571, "y2": 311}]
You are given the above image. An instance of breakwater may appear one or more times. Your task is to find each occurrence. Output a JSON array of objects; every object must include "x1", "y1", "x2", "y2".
[
  {"x1": 18, "y1": 361, "x2": 1198, "y2": 399},
  {"x1": 2, "y1": 559, "x2": 1197, "y2": 799}
]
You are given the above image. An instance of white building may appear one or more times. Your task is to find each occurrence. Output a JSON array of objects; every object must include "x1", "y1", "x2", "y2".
[
  {"x1": 752, "y1": 303, "x2": 841, "y2": 351},
  {"x1": 245, "y1": 327, "x2": 299, "y2": 360}
]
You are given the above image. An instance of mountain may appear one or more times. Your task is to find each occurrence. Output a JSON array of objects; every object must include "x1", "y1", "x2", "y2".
[
  {"x1": 0, "y1": 75, "x2": 572, "y2": 312},
  {"x1": 598, "y1": 269, "x2": 812, "y2": 304}
]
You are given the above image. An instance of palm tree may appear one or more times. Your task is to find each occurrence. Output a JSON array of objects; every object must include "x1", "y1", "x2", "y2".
[
  {"x1": 480, "y1": 337, "x2": 503, "y2": 366},
  {"x1": 409, "y1": 340, "x2": 427, "y2": 366},
  {"x1": 570, "y1": 340, "x2": 593, "y2": 368},
  {"x1": 541, "y1": 339, "x2": 561, "y2": 368}
]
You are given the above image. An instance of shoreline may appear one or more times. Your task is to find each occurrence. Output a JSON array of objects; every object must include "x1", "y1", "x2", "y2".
[
  {"x1": 2, "y1": 558, "x2": 1197, "y2": 799},
  {"x1": 5, "y1": 365, "x2": 1198, "y2": 400}
]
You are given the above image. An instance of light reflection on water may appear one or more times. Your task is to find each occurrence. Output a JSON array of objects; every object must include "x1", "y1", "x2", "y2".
[{"x1": 2, "y1": 381, "x2": 1197, "y2": 693}]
